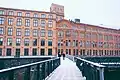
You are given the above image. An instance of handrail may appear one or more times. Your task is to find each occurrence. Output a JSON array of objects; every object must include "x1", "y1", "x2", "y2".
[
  {"x1": 0, "y1": 56, "x2": 55, "y2": 59},
  {"x1": 76, "y1": 57, "x2": 105, "y2": 68},
  {"x1": 0, "y1": 57, "x2": 59, "y2": 73}
]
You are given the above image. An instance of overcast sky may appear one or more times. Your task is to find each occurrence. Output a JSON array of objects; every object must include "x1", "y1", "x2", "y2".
[{"x1": 0, "y1": 0, "x2": 120, "y2": 29}]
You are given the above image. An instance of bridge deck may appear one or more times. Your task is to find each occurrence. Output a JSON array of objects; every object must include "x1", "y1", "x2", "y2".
[{"x1": 46, "y1": 57, "x2": 86, "y2": 80}]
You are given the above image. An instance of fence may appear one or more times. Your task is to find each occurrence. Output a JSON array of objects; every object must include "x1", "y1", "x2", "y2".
[
  {"x1": 75, "y1": 57, "x2": 105, "y2": 80},
  {"x1": 0, "y1": 57, "x2": 60, "y2": 80}
]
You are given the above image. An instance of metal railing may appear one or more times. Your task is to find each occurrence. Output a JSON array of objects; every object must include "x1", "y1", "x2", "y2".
[
  {"x1": 75, "y1": 57, "x2": 105, "y2": 80},
  {"x1": 0, "y1": 56, "x2": 55, "y2": 70},
  {"x1": 0, "y1": 57, "x2": 60, "y2": 80},
  {"x1": 66, "y1": 54, "x2": 75, "y2": 61}
]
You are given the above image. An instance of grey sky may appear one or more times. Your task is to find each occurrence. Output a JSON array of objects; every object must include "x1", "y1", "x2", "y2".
[{"x1": 0, "y1": 0, "x2": 120, "y2": 29}]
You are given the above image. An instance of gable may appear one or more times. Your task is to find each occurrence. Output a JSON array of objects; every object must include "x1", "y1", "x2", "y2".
[{"x1": 57, "y1": 20, "x2": 71, "y2": 28}]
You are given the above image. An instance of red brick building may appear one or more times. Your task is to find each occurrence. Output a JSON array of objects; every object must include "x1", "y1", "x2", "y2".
[{"x1": 0, "y1": 3, "x2": 119, "y2": 56}]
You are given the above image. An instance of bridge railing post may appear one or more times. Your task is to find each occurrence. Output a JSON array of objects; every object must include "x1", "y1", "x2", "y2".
[
  {"x1": 99, "y1": 68, "x2": 104, "y2": 80},
  {"x1": 8, "y1": 70, "x2": 14, "y2": 80},
  {"x1": 37, "y1": 64, "x2": 40, "y2": 80},
  {"x1": 25, "y1": 66, "x2": 30, "y2": 80}
]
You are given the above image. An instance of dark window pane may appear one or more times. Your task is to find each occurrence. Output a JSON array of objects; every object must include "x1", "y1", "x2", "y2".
[
  {"x1": 6, "y1": 48, "x2": 11, "y2": 56},
  {"x1": 48, "y1": 49, "x2": 52, "y2": 55},
  {"x1": 41, "y1": 49, "x2": 45, "y2": 55},
  {"x1": 24, "y1": 48, "x2": 29, "y2": 56},
  {"x1": 32, "y1": 48, "x2": 37, "y2": 55}
]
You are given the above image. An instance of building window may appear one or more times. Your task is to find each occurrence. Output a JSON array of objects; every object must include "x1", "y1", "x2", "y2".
[
  {"x1": 33, "y1": 19, "x2": 38, "y2": 27},
  {"x1": 6, "y1": 48, "x2": 11, "y2": 56},
  {"x1": 16, "y1": 28, "x2": 21, "y2": 36},
  {"x1": 25, "y1": 13, "x2": 30, "y2": 17},
  {"x1": 33, "y1": 39, "x2": 37, "y2": 46},
  {"x1": 80, "y1": 41, "x2": 83, "y2": 47},
  {"x1": 41, "y1": 20, "x2": 46, "y2": 27},
  {"x1": 8, "y1": 18, "x2": 13, "y2": 25},
  {"x1": 66, "y1": 31, "x2": 70, "y2": 37},
  {"x1": 0, "y1": 38, "x2": 3, "y2": 46},
  {"x1": 32, "y1": 48, "x2": 37, "y2": 55},
  {"x1": 66, "y1": 49, "x2": 68, "y2": 54},
  {"x1": 16, "y1": 38, "x2": 21, "y2": 46},
  {"x1": 58, "y1": 31, "x2": 64, "y2": 37},
  {"x1": 7, "y1": 38, "x2": 12, "y2": 46},
  {"x1": 0, "y1": 27, "x2": 4, "y2": 35},
  {"x1": 48, "y1": 39, "x2": 52, "y2": 46},
  {"x1": 24, "y1": 38, "x2": 29, "y2": 46},
  {"x1": 48, "y1": 20, "x2": 53, "y2": 27},
  {"x1": 48, "y1": 30, "x2": 53, "y2": 37},
  {"x1": 25, "y1": 19, "x2": 30, "y2": 27},
  {"x1": 66, "y1": 40, "x2": 68, "y2": 46},
  {"x1": 41, "y1": 29, "x2": 45, "y2": 37},
  {"x1": 33, "y1": 29, "x2": 38, "y2": 36},
  {"x1": 48, "y1": 15, "x2": 53, "y2": 19},
  {"x1": 8, "y1": 28, "x2": 13, "y2": 36},
  {"x1": 8, "y1": 11, "x2": 14, "y2": 16},
  {"x1": 17, "y1": 18, "x2": 22, "y2": 26},
  {"x1": 25, "y1": 29, "x2": 30, "y2": 36},
  {"x1": 41, "y1": 49, "x2": 45, "y2": 55},
  {"x1": 58, "y1": 40, "x2": 61, "y2": 47},
  {"x1": 41, "y1": 39, "x2": 45, "y2": 46},
  {"x1": 68, "y1": 40, "x2": 71, "y2": 46},
  {"x1": 24, "y1": 48, "x2": 29, "y2": 56},
  {"x1": 0, "y1": 10, "x2": 4, "y2": 15},
  {"x1": 48, "y1": 49, "x2": 52, "y2": 55},
  {"x1": 41, "y1": 14, "x2": 46, "y2": 18},
  {"x1": 15, "y1": 48, "x2": 20, "y2": 57},
  {"x1": 33, "y1": 13, "x2": 38, "y2": 18},
  {"x1": 17, "y1": 12, "x2": 22, "y2": 16},
  {"x1": 0, "y1": 17, "x2": 4, "y2": 25},
  {"x1": 73, "y1": 32, "x2": 78, "y2": 38},
  {"x1": 0, "y1": 48, "x2": 2, "y2": 56},
  {"x1": 80, "y1": 33, "x2": 84, "y2": 38}
]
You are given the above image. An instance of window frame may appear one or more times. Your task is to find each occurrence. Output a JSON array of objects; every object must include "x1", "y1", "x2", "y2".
[
  {"x1": 0, "y1": 38, "x2": 3, "y2": 46},
  {"x1": 25, "y1": 19, "x2": 30, "y2": 27},
  {"x1": 41, "y1": 14, "x2": 46, "y2": 18},
  {"x1": 48, "y1": 39, "x2": 52, "y2": 46},
  {"x1": 33, "y1": 19, "x2": 38, "y2": 27},
  {"x1": 25, "y1": 29, "x2": 30, "y2": 36},
  {"x1": 8, "y1": 18, "x2": 13, "y2": 26},
  {"x1": 8, "y1": 27, "x2": 13, "y2": 36},
  {"x1": 48, "y1": 20, "x2": 53, "y2": 27},
  {"x1": 16, "y1": 28, "x2": 21, "y2": 36},
  {"x1": 8, "y1": 11, "x2": 14, "y2": 16},
  {"x1": 7, "y1": 38, "x2": 12, "y2": 46},
  {"x1": 41, "y1": 39, "x2": 45, "y2": 46},
  {"x1": 41, "y1": 20, "x2": 46, "y2": 27},
  {"x1": 17, "y1": 12, "x2": 22, "y2": 16},
  {"x1": 41, "y1": 29, "x2": 45, "y2": 37},
  {"x1": 0, "y1": 27, "x2": 4, "y2": 35},
  {"x1": 16, "y1": 18, "x2": 22, "y2": 26},
  {"x1": 33, "y1": 29, "x2": 38, "y2": 36},
  {"x1": 48, "y1": 30, "x2": 53, "y2": 37},
  {"x1": 16, "y1": 38, "x2": 21, "y2": 46},
  {"x1": 33, "y1": 38, "x2": 37, "y2": 46},
  {"x1": 0, "y1": 10, "x2": 4, "y2": 15},
  {"x1": 24, "y1": 38, "x2": 29, "y2": 46},
  {"x1": 0, "y1": 17, "x2": 4, "y2": 25}
]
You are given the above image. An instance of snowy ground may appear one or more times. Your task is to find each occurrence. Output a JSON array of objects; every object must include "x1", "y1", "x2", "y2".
[{"x1": 46, "y1": 57, "x2": 86, "y2": 80}]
